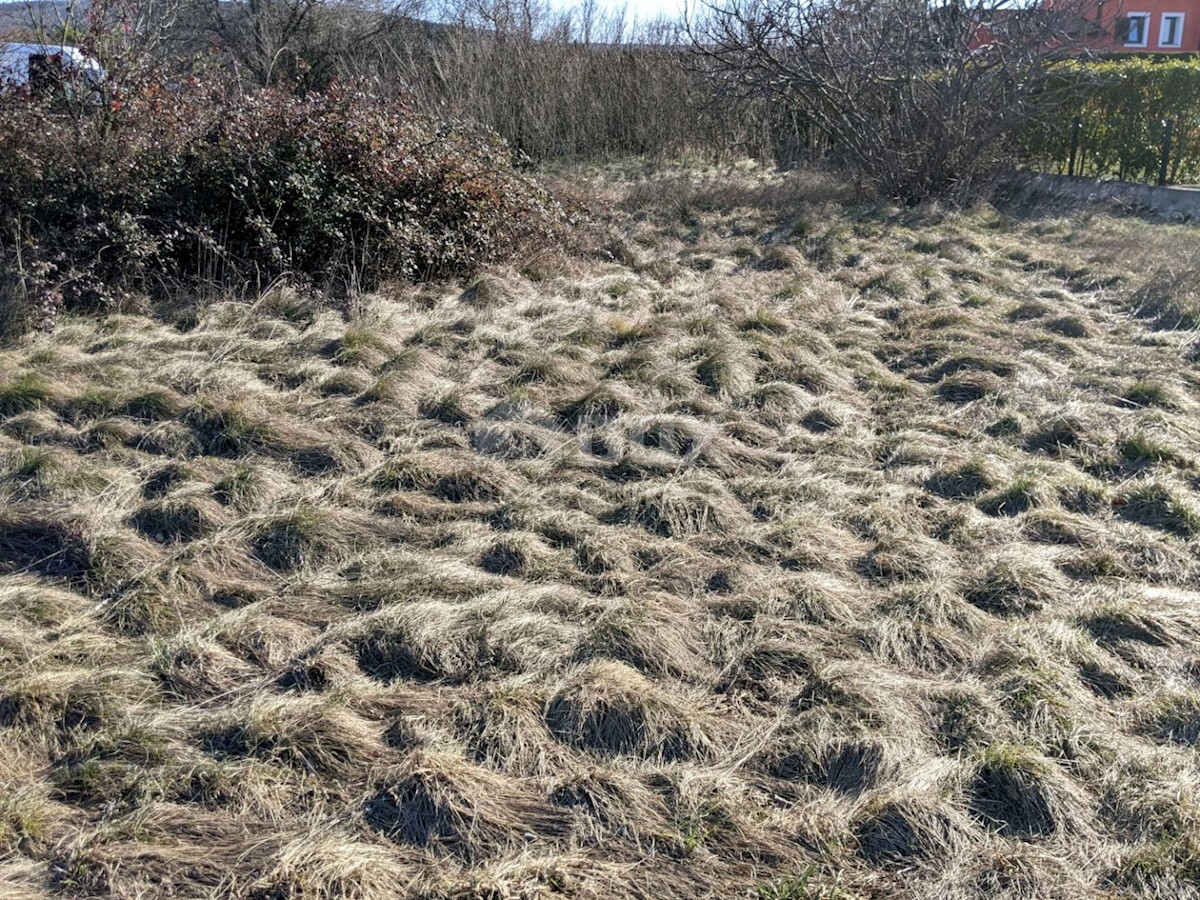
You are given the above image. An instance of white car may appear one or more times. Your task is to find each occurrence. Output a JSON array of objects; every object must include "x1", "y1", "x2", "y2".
[{"x1": 0, "y1": 42, "x2": 106, "y2": 97}]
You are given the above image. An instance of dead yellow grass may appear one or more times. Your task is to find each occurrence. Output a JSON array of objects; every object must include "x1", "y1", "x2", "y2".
[{"x1": 2, "y1": 168, "x2": 1200, "y2": 898}]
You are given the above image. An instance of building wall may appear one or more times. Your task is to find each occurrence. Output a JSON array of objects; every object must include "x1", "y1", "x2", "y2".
[
  {"x1": 972, "y1": 1, "x2": 1200, "y2": 54},
  {"x1": 1079, "y1": 1, "x2": 1200, "y2": 52}
]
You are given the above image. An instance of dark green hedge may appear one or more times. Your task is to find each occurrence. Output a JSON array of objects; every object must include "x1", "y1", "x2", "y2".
[{"x1": 1021, "y1": 58, "x2": 1200, "y2": 184}]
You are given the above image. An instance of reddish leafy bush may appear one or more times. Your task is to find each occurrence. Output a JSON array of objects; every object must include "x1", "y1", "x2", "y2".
[{"x1": 0, "y1": 82, "x2": 566, "y2": 333}]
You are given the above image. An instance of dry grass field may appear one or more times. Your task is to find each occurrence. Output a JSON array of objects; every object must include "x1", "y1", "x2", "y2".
[{"x1": 2, "y1": 167, "x2": 1200, "y2": 899}]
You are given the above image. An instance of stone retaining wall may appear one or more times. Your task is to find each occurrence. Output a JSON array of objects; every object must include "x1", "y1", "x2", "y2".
[{"x1": 1006, "y1": 172, "x2": 1200, "y2": 222}]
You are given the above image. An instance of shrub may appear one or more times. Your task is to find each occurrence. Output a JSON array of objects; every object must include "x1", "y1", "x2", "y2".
[{"x1": 0, "y1": 81, "x2": 566, "y2": 333}]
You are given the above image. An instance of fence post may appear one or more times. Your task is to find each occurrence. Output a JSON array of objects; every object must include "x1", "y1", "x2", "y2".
[
  {"x1": 1158, "y1": 119, "x2": 1175, "y2": 187},
  {"x1": 1068, "y1": 116, "x2": 1081, "y2": 177}
]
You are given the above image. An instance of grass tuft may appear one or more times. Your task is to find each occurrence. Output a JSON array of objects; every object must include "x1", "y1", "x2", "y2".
[
  {"x1": 212, "y1": 465, "x2": 266, "y2": 509},
  {"x1": 926, "y1": 459, "x2": 996, "y2": 500},
  {"x1": 978, "y1": 472, "x2": 1049, "y2": 517},
  {"x1": 935, "y1": 372, "x2": 1002, "y2": 403},
  {"x1": 558, "y1": 385, "x2": 637, "y2": 428},
  {"x1": 0, "y1": 374, "x2": 56, "y2": 417},
  {"x1": 546, "y1": 660, "x2": 711, "y2": 761},
  {"x1": 964, "y1": 556, "x2": 1060, "y2": 616},
  {"x1": 183, "y1": 401, "x2": 277, "y2": 457},
  {"x1": 1114, "y1": 481, "x2": 1200, "y2": 537},
  {"x1": 1118, "y1": 378, "x2": 1177, "y2": 410},
  {"x1": 130, "y1": 497, "x2": 219, "y2": 543},
  {"x1": 968, "y1": 744, "x2": 1074, "y2": 837},
  {"x1": 198, "y1": 696, "x2": 382, "y2": 778},
  {"x1": 0, "y1": 511, "x2": 94, "y2": 582},
  {"x1": 1139, "y1": 692, "x2": 1200, "y2": 747},
  {"x1": 253, "y1": 507, "x2": 344, "y2": 571},
  {"x1": 695, "y1": 346, "x2": 754, "y2": 397},
  {"x1": 607, "y1": 477, "x2": 751, "y2": 538},
  {"x1": 365, "y1": 751, "x2": 568, "y2": 860},
  {"x1": 853, "y1": 794, "x2": 973, "y2": 867}
]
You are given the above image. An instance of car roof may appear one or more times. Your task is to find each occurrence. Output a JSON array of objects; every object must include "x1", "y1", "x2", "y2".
[{"x1": 1, "y1": 43, "x2": 91, "y2": 63}]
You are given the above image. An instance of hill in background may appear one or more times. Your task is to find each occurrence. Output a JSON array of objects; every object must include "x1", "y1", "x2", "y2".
[{"x1": 0, "y1": 2, "x2": 76, "y2": 32}]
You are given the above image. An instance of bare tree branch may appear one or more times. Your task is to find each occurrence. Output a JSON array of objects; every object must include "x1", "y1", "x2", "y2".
[{"x1": 687, "y1": 0, "x2": 1108, "y2": 199}]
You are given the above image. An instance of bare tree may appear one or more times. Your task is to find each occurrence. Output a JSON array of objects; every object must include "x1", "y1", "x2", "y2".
[
  {"x1": 370, "y1": 0, "x2": 756, "y2": 163},
  {"x1": 688, "y1": 0, "x2": 1106, "y2": 199}
]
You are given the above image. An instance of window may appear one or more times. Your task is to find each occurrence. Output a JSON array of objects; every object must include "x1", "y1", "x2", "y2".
[
  {"x1": 1160, "y1": 13, "x2": 1185, "y2": 48},
  {"x1": 1119, "y1": 12, "x2": 1151, "y2": 46}
]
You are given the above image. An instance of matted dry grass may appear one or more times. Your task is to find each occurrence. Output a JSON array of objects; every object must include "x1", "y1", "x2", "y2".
[{"x1": 3, "y1": 167, "x2": 1200, "y2": 899}]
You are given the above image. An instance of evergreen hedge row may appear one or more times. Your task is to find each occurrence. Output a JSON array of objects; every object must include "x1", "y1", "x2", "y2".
[{"x1": 1021, "y1": 57, "x2": 1200, "y2": 184}]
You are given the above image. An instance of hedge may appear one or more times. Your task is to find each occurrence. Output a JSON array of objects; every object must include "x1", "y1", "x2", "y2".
[{"x1": 1020, "y1": 57, "x2": 1200, "y2": 184}]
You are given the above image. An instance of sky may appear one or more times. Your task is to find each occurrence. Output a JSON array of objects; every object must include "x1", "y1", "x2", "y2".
[
  {"x1": 618, "y1": 0, "x2": 685, "y2": 18},
  {"x1": 572, "y1": 0, "x2": 687, "y2": 23}
]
